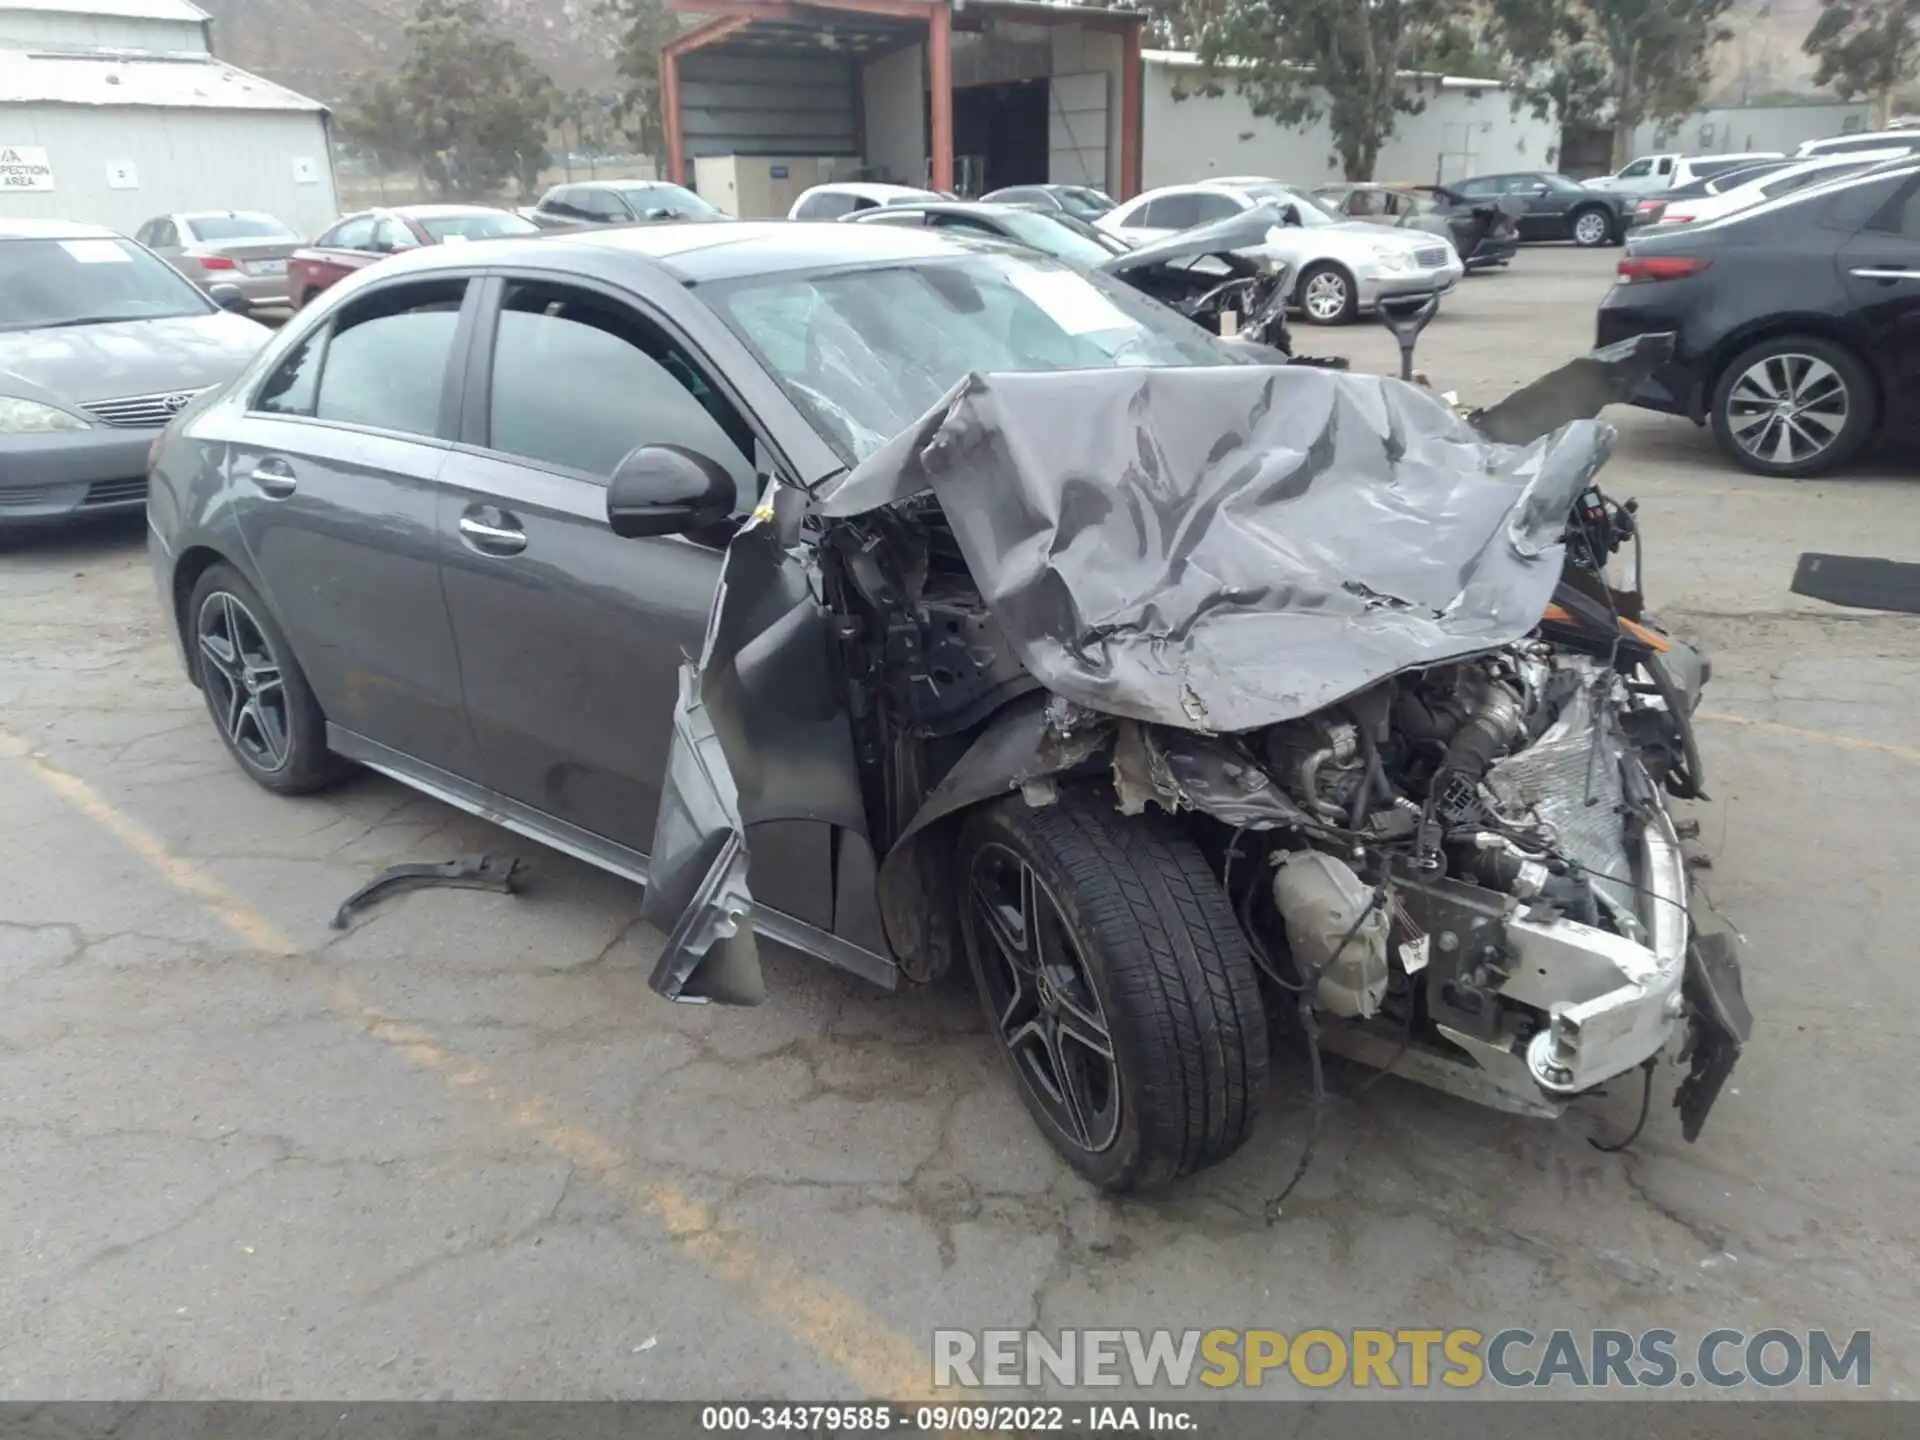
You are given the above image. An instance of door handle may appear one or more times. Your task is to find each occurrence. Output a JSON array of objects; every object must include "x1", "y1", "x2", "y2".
[
  {"x1": 1850, "y1": 267, "x2": 1917, "y2": 281},
  {"x1": 247, "y1": 459, "x2": 297, "y2": 497},
  {"x1": 458, "y1": 510, "x2": 527, "y2": 556}
]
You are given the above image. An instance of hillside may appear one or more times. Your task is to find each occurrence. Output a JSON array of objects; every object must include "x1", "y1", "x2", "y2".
[{"x1": 199, "y1": 0, "x2": 627, "y2": 102}]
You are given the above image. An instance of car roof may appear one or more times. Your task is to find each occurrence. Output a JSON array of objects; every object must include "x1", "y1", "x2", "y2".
[
  {"x1": 0, "y1": 218, "x2": 121, "y2": 240},
  {"x1": 386, "y1": 204, "x2": 516, "y2": 219},
  {"x1": 803, "y1": 181, "x2": 939, "y2": 201},
  {"x1": 373, "y1": 217, "x2": 1003, "y2": 285},
  {"x1": 852, "y1": 200, "x2": 1035, "y2": 220}
]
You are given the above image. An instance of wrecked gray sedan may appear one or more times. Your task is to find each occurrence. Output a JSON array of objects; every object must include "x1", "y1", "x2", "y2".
[{"x1": 638, "y1": 340, "x2": 1750, "y2": 1192}]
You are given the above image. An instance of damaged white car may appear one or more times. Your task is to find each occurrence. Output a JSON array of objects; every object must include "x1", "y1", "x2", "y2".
[{"x1": 635, "y1": 330, "x2": 1752, "y2": 1192}]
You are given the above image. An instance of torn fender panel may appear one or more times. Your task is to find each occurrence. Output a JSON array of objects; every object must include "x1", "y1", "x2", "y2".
[
  {"x1": 823, "y1": 364, "x2": 1612, "y2": 733},
  {"x1": 639, "y1": 665, "x2": 766, "y2": 1004},
  {"x1": 639, "y1": 484, "x2": 875, "y2": 1003}
]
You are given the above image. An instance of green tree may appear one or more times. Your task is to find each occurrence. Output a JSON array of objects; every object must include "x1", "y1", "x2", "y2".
[
  {"x1": 392, "y1": 0, "x2": 555, "y2": 198},
  {"x1": 336, "y1": 74, "x2": 420, "y2": 177},
  {"x1": 1804, "y1": 0, "x2": 1919, "y2": 129},
  {"x1": 1487, "y1": 0, "x2": 1736, "y2": 168},
  {"x1": 1183, "y1": 0, "x2": 1461, "y2": 180},
  {"x1": 603, "y1": 0, "x2": 678, "y2": 169}
]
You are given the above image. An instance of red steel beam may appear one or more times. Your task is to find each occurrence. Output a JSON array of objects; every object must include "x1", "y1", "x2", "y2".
[
  {"x1": 662, "y1": 12, "x2": 758, "y2": 58},
  {"x1": 1120, "y1": 21, "x2": 1142, "y2": 199},
  {"x1": 662, "y1": 47, "x2": 684, "y2": 184},
  {"x1": 928, "y1": 0, "x2": 952, "y2": 192}
]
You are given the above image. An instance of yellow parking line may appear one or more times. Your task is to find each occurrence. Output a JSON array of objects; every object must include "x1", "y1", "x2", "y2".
[
  {"x1": 1698, "y1": 712, "x2": 1920, "y2": 767},
  {"x1": 0, "y1": 729, "x2": 936, "y2": 1402}
]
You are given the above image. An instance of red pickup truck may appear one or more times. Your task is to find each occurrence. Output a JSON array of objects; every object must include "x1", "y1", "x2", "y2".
[{"x1": 288, "y1": 204, "x2": 540, "y2": 307}]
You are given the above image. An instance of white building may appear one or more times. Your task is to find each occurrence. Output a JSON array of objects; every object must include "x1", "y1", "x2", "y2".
[
  {"x1": 1625, "y1": 99, "x2": 1875, "y2": 161},
  {"x1": 0, "y1": 0, "x2": 338, "y2": 238},
  {"x1": 1142, "y1": 51, "x2": 1561, "y2": 188}
]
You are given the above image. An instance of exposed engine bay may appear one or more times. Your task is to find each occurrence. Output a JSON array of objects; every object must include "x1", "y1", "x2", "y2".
[{"x1": 820, "y1": 476, "x2": 1729, "y2": 1134}]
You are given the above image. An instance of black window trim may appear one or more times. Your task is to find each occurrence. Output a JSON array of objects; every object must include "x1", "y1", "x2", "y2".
[
  {"x1": 451, "y1": 266, "x2": 800, "y2": 492},
  {"x1": 241, "y1": 271, "x2": 483, "y2": 447}
]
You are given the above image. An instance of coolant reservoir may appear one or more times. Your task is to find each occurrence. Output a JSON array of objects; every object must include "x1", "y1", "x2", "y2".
[{"x1": 1272, "y1": 852, "x2": 1390, "y2": 1018}]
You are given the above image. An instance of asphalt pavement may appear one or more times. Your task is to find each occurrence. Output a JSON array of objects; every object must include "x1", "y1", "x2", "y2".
[{"x1": 2, "y1": 245, "x2": 1917, "y2": 1402}]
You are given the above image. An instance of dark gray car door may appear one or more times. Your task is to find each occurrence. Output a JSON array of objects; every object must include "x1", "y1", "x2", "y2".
[
  {"x1": 1839, "y1": 173, "x2": 1920, "y2": 439},
  {"x1": 434, "y1": 273, "x2": 794, "y2": 868},
  {"x1": 221, "y1": 273, "x2": 483, "y2": 777}
]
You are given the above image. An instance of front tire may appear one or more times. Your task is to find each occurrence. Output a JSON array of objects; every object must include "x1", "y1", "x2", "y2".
[
  {"x1": 1296, "y1": 262, "x2": 1357, "y2": 325},
  {"x1": 1709, "y1": 335, "x2": 1874, "y2": 478},
  {"x1": 958, "y1": 790, "x2": 1268, "y2": 1192},
  {"x1": 188, "y1": 563, "x2": 341, "y2": 794},
  {"x1": 1571, "y1": 206, "x2": 1613, "y2": 248}
]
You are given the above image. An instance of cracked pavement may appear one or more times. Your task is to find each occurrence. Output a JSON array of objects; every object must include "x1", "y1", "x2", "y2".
[{"x1": 2, "y1": 247, "x2": 1917, "y2": 1400}]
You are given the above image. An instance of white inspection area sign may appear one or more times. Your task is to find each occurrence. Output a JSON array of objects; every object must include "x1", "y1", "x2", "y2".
[{"x1": 0, "y1": 145, "x2": 55, "y2": 191}]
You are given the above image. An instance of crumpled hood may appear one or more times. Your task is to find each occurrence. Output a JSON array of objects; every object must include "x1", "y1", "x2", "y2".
[
  {"x1": 0, "y1": 311, "x2": 269, "y2": 407},
  {"x1": 818, "y1": 365, "x2": 1613, "y2": 733}
]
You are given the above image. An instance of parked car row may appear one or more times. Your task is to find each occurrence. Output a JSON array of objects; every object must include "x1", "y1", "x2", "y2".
[{"x1": 1600, "y1": 152, "x2": 1920, "y2": 477}]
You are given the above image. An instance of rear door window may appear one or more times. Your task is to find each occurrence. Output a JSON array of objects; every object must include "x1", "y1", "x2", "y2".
[
  {"x1": 328, "y1": 216, "x2": 377, "y2": 251},
  {"x1": 796, "y1": 191, "x2": 860, "y2": 220},
  {"x1": 308, "y1": 279, "x2": 467, "y2": 435}
]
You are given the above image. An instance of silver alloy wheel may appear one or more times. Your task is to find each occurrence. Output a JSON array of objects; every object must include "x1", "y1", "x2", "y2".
[
  {"x1": 196, "y1": 590, "x2": 291, "y2": 772},
  {"x1": 1302, "y1": 269, "x2": 1349, "y2": 321},
  {"x1": 1724, "y1": 352, "x2": 1851, "y2": 468},
  {"x1": 1573, "y1": 210, "x2": 1609, "y2": 246}
]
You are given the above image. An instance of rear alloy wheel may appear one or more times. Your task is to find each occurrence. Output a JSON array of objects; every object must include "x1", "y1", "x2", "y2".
[
  {"x1": 1297, "y1": 262, "x2": 1357, "y2": 325},
  {"x1": 1571, "y1": 207, "x2": 1613, "y2": 247},
  {"x1": 189, "y1": 563, "x2": 342, "y2": 794},
  {"x1": 958, "y1": 790, "x2": 1267, "y2": 1192},
  {"x1": 1710, "y1": 337, "x2": 1874, "y2": 478}
]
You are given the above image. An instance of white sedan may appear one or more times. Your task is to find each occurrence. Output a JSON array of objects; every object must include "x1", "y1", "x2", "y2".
[
  {"x1": 1652, "y1": 150, "x2": 1909, "y2": 227},
  {"x1": 1096, "y1": 178, "x2": 1463, "y2": 323}
]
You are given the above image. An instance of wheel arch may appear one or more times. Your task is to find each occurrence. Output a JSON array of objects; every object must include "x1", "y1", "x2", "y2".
[
  {"x1": 874, "y1": 693, "x2": 1116, "y2": 980},
  {"x1": 169, "y1": 543, "x2": 233, "y2": 685},
  {"x1": 1696, "y1": 318, "x2": 1883, "y2": 426}
]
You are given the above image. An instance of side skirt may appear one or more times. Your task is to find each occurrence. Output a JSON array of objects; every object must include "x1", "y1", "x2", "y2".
[{"x1": 326, "y1": 726, "x2": 899, "y2": 994}]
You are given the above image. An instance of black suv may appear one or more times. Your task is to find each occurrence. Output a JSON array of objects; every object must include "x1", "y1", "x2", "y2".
[
  {"x1": 529, "y1": 180, "x2": 725, "y2": 229},
  {"x1": 1597, "y1": 156, "x2": 1920, "y2": 477}
]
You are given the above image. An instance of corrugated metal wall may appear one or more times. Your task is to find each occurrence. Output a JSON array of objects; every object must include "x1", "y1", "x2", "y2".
[
  {"x1": 0, "y1": 105, "x2": 338, "y2": 236},
  {"x1": 0, "y1": 12, "x2": 208, "y2": 51},
  {"x1": 679, "y1": 51, "x2": 857, "y2": 160}
]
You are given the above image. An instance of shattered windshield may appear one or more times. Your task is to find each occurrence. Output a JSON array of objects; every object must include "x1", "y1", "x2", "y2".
[{"x1": 705, "y1": 252, "x2": 1233, "y2": 462}]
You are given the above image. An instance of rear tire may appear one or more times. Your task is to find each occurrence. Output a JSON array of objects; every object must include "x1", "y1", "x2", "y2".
[
  {"x1": 187, "y1": 563, "x2": 343, "y2": 795},
  {"x1": 1571, "y1": 206, "x2": 1613, "y2": 248},
  {"x1": 1709, "y1": 335, "x2": 1875, "y2": 478},
  {"x1": 958, "y1": 790, "x2": 1268, "y2": 1192}
]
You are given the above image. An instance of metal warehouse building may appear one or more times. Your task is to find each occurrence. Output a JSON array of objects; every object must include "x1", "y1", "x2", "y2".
[{"x1": 0, "y1": 0, "x2": 338, "y2": 238}]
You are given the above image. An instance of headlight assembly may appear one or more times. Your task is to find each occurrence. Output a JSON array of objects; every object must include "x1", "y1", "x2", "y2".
[{"x1": 0, "y1": 396, "x2": 91, "y2": 434}]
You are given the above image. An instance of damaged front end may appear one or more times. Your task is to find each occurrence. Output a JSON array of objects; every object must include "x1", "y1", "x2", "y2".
[{"x1": 643, "y1": 342, "x2": 1750, "y2": 1145}]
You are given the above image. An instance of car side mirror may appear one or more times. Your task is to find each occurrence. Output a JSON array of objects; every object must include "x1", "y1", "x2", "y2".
[
  {"x1": 1280, "y1": 203, "x2": 1301, "y2": 227},
  {"x1": 1529, "y1": 183, "x2": 1550, "y2": 195},
  {"x1": 606, "y1": 444, "x2": 737, "y2": 538},
  {"x1": 208, "y1": 282, "x2": 251, "y2": 315}
]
